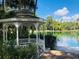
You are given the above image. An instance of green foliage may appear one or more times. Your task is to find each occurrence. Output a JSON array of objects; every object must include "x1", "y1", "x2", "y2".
[
  {"x1": 30, "y1": 34, "x2": 36, "y2": 38},
  {"x1": 40, "y1": 16, "x2": 79, "y2": 31},
  {"x1": 15, "y1": 43, "x2": 37, "y2": 59},
  {"x1": 46, "y1": 16, "x2": 53, "y2": 30},
  {"x1": 19, "y1": 26, "x2": 29, "y2": 38},
  {"x1": 1, "y1": 41, "x2": 37, "y2": 59},
  {"x1": 45, "y1": 33, "x2": 57, "y2": 50}
]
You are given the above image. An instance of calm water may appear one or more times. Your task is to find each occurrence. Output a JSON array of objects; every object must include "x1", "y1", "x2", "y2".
[{"x1": 54, "y1": 32, "x2": 79, "y2": 54}]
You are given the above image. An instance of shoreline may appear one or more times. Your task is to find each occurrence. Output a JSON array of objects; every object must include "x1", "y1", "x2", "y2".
[{"x1": 56, "y1": 46, "x2": 79, "y2": 54}]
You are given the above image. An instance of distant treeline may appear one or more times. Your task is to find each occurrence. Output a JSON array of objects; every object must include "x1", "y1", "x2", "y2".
[{"x1": 40, "y1": 16, "x2": 79, "y2": 31}]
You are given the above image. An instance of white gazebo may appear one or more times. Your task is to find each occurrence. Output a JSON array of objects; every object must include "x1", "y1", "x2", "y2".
[
  {"x1": 1, "y1": 0, "x2": 46, "y2": 58},
  {"x1": 0, "y1": 15, "x2": 45, "y2": 58}
]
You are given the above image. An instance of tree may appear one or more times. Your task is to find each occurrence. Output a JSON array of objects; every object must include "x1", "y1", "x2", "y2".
[{"x1": 46, "y1": 16, "x2": 53, "y2": 30}]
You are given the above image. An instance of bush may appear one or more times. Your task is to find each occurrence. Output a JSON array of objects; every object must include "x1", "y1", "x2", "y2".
[
  {"x1": 2, "y1": 42, "x2": 37, "y2": 59},
  {"x1": 45, "y1": 34, "x2": 57, "y2": 50},
  {"x1": 30, "y1": 34, "x2": 36, "y2": 38}
]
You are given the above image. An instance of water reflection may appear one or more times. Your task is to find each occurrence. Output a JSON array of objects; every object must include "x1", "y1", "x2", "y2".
[
  {"x1": 55, "y1": 32, "x2": 79, "y2": 54},
  {"x1": 57, "y1": 35, "x2": 79, "y2": 47}
]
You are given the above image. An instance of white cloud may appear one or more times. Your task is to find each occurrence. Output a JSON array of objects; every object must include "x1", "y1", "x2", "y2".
[
  {"x1": 72, "y1": 14, "x2": 79, "y2": 21},
  {"x1": 62, "y1": 16, "x2": 72, "y2": 22},
  {"x1": 62, "y1": 16, "x2": 72, "y2": 20},
  {"x1": 60, "y1": 14, "x2": 79, "y2": 22},
  {"x1": 54, "y1": 7, "x2": 69, "y2": 16}
]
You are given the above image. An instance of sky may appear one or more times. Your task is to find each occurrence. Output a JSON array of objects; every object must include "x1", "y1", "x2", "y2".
[
  {"x1": 37, "y1": 0, "x2": 79, "y2": 22},
  {"x1": 0, "y1": 0, "x2": 79, "y2": 22}
]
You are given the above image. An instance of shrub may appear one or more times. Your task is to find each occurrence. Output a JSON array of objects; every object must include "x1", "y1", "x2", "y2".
[{"x1": 45, "y1": 34, "x2": 57, "y2": 50}]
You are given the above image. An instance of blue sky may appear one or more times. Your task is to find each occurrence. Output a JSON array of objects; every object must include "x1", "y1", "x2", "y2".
[{"x1": 36, "y1": 0, "x2": 79, "y2": 21}]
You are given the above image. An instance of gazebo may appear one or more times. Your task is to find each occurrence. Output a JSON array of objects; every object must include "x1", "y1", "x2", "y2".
[{"x1": 0, "y1": 0, "x2": 45, "y2": 57}]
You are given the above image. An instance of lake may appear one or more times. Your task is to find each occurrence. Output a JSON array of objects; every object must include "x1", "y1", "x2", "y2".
[{"x1": 54, "y1": 32, "x2": 79, "y2": 54}]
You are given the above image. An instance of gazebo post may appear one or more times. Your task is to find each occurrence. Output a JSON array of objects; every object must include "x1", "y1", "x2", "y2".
[
  {"x1": 43, "y1": 25, "x2": 45, "y2": 52},
  {"x1": 3, "y1": 23, "x2": 6, "y2": 43},
  {"x1": 14, "y1": 23, "x2": 20, "y2": 46},
  {"x1": 34, "y1": 23, "x2": 39, "y2": 59},
  {"x1": 5, "y1": 24, "x2": 8, "y2": 42},
  {"x1": 16, "y1": 26, "x2": 19, "y2": 45},
  {"x1": 28, "y1": 26, "x2": 31, "y2": 43}
]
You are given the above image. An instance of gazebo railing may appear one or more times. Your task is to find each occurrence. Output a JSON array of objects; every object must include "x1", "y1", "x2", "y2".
[
  {"x1": 19, "y1": 38, "x2": 45, "y2": 46},
  {"x1": 19, "y1": 38, "x2": 36, "y2": 45}
]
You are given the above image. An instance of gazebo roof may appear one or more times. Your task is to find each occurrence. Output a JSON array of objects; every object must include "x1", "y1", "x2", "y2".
[{"x1": 0, "y1": 15, "x2": 45, "y2": 23}]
